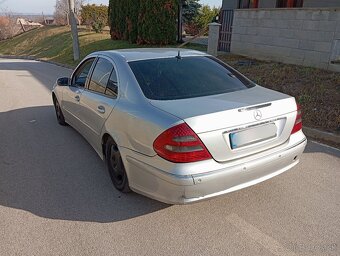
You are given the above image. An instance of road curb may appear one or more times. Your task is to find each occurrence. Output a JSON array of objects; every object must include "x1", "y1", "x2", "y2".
[
  {"x1": 303, "y1": 127, "x2": 340, "y2": 145},
  {"x1": 0, "y1": 55, "x2": 74, "y2": 70}
]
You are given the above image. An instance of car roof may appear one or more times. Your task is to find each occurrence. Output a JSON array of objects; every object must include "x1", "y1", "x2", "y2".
[{"x1": 92, "y1": 48, "x2": 210, "y2": 62}]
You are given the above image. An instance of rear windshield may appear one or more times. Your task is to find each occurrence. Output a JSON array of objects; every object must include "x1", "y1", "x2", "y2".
[{"x1": 128, "y1": 56, "x2": 255, "y2": 100}]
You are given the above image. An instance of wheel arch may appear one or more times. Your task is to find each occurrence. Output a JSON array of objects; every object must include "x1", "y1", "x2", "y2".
[
  {"x1": 102, "y1": 133, "x2": 116, "y2": 159},
  {"x1": 52, "y1": 92, "x2": 57, "y2": 103},
  {"x1": 52, "y1": 90, "x2": 62, "y2": 106}
]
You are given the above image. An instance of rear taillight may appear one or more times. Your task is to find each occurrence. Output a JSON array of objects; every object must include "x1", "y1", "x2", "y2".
[
  {"x1": 291, "y1": 103, "x2": 302, "y2": 134},
  {"x1": 153, "y1": 123, "x2": 212, "y2": 163}
]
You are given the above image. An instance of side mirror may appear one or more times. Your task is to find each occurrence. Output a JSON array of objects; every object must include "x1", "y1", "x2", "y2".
[{"x1": 57, "y1": 77, "x2": 69, "y2": 86}]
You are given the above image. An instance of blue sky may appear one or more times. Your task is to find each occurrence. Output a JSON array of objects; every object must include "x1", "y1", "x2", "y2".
[{"x1": 2, "y1": 0, "x2": 221, "y2": 15}]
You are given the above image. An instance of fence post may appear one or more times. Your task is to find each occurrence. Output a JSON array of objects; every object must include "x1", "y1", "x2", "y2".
[{"x1": 207, "y1": 22, "x2": 221, "y2": 56}]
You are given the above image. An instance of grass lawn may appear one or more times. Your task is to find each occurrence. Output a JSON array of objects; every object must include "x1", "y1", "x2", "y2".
[
  {"x1": 0, "y1": 26, "x2": 339, "y2": 133},
  {"x1": 0, "y1": 26, "x2": 207, "y2": 67}
]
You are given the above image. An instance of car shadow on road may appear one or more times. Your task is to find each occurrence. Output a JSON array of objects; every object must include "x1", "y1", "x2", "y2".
[
  {"x1": 0, "y1": 106, "x2": 169, "y2": 223},
  {"x1": 303, "y1": 141, "x2": 340, "y2": 157}
]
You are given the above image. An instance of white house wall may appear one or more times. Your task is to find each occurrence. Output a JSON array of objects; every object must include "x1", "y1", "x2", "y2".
[{"x1": 303, "y1": 0, "x2": 340, "y2": 8}]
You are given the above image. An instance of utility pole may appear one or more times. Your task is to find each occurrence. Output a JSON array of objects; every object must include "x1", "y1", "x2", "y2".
[
  {"x1": 68, "y1": 0, "x2": 80, "y2": 61},
  {"x1": 177, "y1": 0, "x2": 184, "y2": 43},
  {"x1": 42, "y1": 12, "x2": 46, "y2": 25}
]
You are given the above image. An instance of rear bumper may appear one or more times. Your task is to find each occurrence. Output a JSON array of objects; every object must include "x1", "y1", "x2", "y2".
[{"x1": 123, "y1": 134, "x2": 307, "y2": 204}]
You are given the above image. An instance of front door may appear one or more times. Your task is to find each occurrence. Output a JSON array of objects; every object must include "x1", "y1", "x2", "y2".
[{"x1": 62, "y1": 58, "x2": 95, "y2": 131}]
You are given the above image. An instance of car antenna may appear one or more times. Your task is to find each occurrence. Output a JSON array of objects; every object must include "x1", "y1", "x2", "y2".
[{"x1": 176, "y1": 50, "x2": 182, "y2": 60}]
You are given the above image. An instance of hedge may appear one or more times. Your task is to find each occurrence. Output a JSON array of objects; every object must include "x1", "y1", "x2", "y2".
[
  {"x1": 125, "y1": 0, "x2": 139, "y2": 43},
  {"x1": 108, "y1": 0, "x2": 125, "y2": 40},
  {"x1": 81, "y1": 4, "x2": 108, "y2": 33},
  {"x1": 108, "y1": 0, "x2": 178, "y2": 44}
]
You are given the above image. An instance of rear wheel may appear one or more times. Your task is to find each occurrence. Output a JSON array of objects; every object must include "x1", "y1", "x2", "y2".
[
  {"x1": 54, "y1": 98, "x2": 67, "y2": 126},
  {"x1": 105, "y1": 138, "x2": 131, "y2": 193}
]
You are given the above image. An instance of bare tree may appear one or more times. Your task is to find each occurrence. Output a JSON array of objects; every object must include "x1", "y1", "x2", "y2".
[
  {"x1": 54, "y1": 0, "x2": 84, "y2": 25},
  {"x1": 0, "y1": 9, "x2": 20, "y2": 40},
  {"x1": 54, "y1": 0, "x2": 69, "y2": 25}
]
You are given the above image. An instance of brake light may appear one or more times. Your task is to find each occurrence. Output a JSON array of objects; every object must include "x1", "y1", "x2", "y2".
[
  {"x1": 291, "y1": 103, "x2": 302, "y2": 134},
  {"x1": 153, "y1": 123, "x2": 212, "y2": 163}
]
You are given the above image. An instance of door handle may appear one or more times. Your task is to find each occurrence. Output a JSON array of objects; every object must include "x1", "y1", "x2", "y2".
[
  {"x1": 97, "y1": 105, "x2": 105, "y2": 114},
  {"x1": 74, "y1": 95, "x2": 80, "y2": 102}
]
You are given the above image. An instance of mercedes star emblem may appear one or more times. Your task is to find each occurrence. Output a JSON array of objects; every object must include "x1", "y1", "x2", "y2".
[{"x1": 254, "y1": 110, "x2": 262, "y2": 120}]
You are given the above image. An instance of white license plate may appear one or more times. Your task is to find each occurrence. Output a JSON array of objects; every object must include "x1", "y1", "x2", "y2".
[{"x1": 229, "y1": 123, "x2": 277, "y2": 149}]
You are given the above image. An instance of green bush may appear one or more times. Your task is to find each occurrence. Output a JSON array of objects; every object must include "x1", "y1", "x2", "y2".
[
  {"x1": 193, "y1": 5, "x2": 219, "y2": 31},
  {"x1": 81, "y1": 4, "x2": 108, "y2": 33},
  {"x1": 92, "y1": 21, "x2": 104, "y2": 33},
  {"x1": 109, "y1": 0, "x2": 178, "y2": 44}
]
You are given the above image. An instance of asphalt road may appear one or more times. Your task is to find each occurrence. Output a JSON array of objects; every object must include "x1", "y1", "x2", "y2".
[{"x1": 0, "y1": 58, "x2": 339, "y2": 256}]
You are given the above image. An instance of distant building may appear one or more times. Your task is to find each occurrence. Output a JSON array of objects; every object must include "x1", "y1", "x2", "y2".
[
  {"x1": 44, "y1": 17, "x2": 54, "y2": 25},
  {"x1": 16, "y1": 18, "x2": 43, "y2": 27}
]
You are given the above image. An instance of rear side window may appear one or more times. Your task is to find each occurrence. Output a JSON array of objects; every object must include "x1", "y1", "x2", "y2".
[
  {"x1": 89, "y1": 58, "x2": 113, "y2": 94},
  {"x1": 129, "y1": 56, "x2": 255, "y2": 100},
  {"x1": 105, "y1": 68, "x2": 118, "y2": 98}
]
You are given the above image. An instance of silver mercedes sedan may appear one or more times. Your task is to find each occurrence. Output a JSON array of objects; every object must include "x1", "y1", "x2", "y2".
[{"x1": 52, "y1": 49, "x2": 307, "y2": 204}]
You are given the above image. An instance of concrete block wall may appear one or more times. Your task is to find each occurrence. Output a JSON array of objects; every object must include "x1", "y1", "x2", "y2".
[{"x1": 231, "y1": 8, "x2": 340, "y2": 72}]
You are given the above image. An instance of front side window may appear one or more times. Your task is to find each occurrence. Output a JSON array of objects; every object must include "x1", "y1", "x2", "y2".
[
  {"x1": 88, "y1": 58, "x2": 113, "y2": 94},
  {"x1": 129, "y1": 56, "x2": 255, "y2": 100},
  {"x1": 73, "y1": 58, "x2": 95, "y2": 87}
]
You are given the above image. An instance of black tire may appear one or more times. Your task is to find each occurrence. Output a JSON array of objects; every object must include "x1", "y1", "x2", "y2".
[
  {"x1": 105, "y1": 137, "x2": 131, "y2": 193},
  {"x1": 53, "y1": 98, "x2": 67, "y2": 126}
]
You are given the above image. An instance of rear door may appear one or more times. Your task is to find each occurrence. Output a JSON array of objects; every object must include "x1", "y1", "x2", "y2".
[{"x1": 78, "y1": 56, "x2": 118, "y2": 150}]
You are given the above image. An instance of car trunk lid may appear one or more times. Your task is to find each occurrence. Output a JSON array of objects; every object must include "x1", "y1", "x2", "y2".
[{"x1": 150, "y1": 86, "x2": 297, "y2": 162}]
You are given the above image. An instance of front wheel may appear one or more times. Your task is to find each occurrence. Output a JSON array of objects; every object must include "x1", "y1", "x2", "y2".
[{"x1": 105, "y1": 138, "x2": 131, "y2": 193}]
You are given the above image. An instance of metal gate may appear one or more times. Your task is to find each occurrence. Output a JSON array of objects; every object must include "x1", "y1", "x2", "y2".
[{"x1": 218, "y1": 10, "x2": 234, "y2": 52}]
